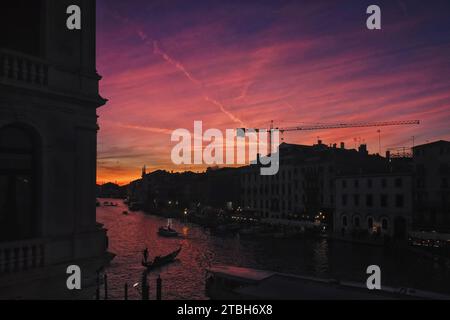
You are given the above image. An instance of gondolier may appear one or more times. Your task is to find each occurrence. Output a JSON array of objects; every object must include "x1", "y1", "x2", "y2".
[{"x1": 143, "y1": 247, "x2": 149, "y2": 264}]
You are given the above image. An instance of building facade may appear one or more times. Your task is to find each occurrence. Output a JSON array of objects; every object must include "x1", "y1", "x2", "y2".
[
  {"x1": 0, "y1": 0, "x2": 110, "y2": 299},
  {"x1": 413, "y1": 140, "x2": 450, "y2": 232},
  {"x1": 334, "y1": 173, "x2": 413, "y2": 239},
  {"x1": 241, "y1": 142, "x2": 388, "y2": 229}
]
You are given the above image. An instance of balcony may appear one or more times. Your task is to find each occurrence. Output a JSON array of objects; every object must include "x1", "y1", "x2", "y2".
[
  {"x1": 0, "y1": 49, "x2": 106, "y2": 106},
  {"x1": 0, "y1": 49, "x2": 48, "y2": 88},
  {"x1": 0, "y1": 239, "x2": 45, "y2": 275}
]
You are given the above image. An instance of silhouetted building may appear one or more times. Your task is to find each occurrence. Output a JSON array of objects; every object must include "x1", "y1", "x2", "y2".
[
  {"x1": 205, "y1": 167, "x2": 242, "y2": 210},
  {"x1": 140, "y1": 169, "x2": 206, "y2": 213},
  {"x1": 128, "y1": 139, "x2": 450, "y2": 238},
  {"x1": 97, "y1": 183, "x2": 127, "y2": 199},
  {"x1": 0, "y1": 0, "x2": 110, "y2": 299},
  {"x1": 413, "y1": 140, "x2": 450, "y2": 232},
  {"x1": 129, "y1": 166, "x2": 243, "y2": 215},
  {"x1": 241, "y1": 142, "x2": 388, "y2": 228}
]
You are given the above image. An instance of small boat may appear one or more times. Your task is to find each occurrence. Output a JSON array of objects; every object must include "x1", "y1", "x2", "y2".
[
  {"x1": 158, "y1": 219, "x2": 179, "y2": 237},
  {"x1": 104, "y1": 202, "x2": 118, "y2": 207},
  {"x1": 158, "y1": 226, "x2": 179, "y2": 237},
  {"x1": 122, "y1": 210, "x2": 129, "y2": 215},
  {"x1": 142, "y1": 247, "x2": 182, "y2": 270}
]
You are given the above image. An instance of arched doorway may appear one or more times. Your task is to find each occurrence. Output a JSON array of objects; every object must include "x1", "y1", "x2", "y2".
[
  {"x1": 0, "y1": 124, "x2": 40, "y2": 241},
  {"x1": 394, "y1": 216, "x2": 407, "y2": 239}
]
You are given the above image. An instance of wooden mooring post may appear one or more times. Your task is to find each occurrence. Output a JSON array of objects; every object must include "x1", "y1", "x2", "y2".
[
  {"x1": 96, "y1": 271, "x2": 100, "y2": 300},
  {"x1": 104, "y1": 274, "x2": 108, "y2": 300},
  {"x1": 156, "y1": 275, "x2": 162, "y2": 300},
  {"x1": 141, "y1": 271, "x2": 149, "y2": 300}
]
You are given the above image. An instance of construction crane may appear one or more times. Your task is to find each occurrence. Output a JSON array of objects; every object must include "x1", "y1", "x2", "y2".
[
  {"x1": 239, "y1": 120, "x2": 420, "y2": 148},
  {"x1": 271, "y1": 120, "x2": 420, "y2": 133}
]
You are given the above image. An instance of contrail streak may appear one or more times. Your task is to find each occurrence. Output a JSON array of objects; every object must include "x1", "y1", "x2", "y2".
[
  {"x1": 118, "y1": 123, "x2": 174, "y2": 135},
  {"x1": 107, "y1": 10, "x2": 247, "y2": 127},
  {"x1": 204, "y1": 96, "x2": 245, "y2": 127},
  {"x1": 153, "y1": 41, "x2": 201, "y2": 86},
  {"x1": 152, "y1": 40, "x2": 246, "y2": 126},
  {"x1": 103, "y1": 120, "x2": 174, "y2": 135}
]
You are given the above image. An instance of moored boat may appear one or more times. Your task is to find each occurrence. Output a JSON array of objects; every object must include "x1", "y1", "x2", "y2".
[
  {"x1": 103, "y1": 201, "x2": 118, "y2": 207},
  {"x1": 129, "y1": 202, "x2": 141, "y2": 211}
]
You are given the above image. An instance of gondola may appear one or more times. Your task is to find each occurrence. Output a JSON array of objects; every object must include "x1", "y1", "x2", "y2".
[{"x1": 141, "y1": 246, "x2": 182, "y2": 270}]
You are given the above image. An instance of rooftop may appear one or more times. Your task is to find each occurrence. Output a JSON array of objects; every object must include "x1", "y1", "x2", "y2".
[
  {"x1": 413, "y1": 140, "x2": 450, "y2": 149},
  {"x1": 207, "y1": 265, "x2": 450, "y2": 300}
]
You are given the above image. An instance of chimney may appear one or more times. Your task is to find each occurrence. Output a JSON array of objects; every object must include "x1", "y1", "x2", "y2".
[
  {"x1": 386, "y1": 150, "x2": 391, "y2": 160},
  {"x1": 318, "y1": 139, "x2": 323, "y2": 145},
  {"x1": 359, "y1": 144, "x2": 368, "y2": 155},
  {"x1": 340, "y1": 142, "x2": 345, "y2": 149}
]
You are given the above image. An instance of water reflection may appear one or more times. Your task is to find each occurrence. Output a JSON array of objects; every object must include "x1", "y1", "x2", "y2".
[{"x1": 97, "y1": 200, "x2": 450, "y2": 300}]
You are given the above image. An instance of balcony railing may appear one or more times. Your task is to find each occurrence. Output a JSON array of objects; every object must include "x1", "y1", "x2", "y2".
[
  {"x1": 0, "y1": 49, "x2": 48, "y2": 87},
  {"x1": 0, "y1": 239, "x2": 45, "y2": 274}
]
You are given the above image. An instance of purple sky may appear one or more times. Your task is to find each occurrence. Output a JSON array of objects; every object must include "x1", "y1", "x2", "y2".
[{"x1": 96, "y1": 0, "x2": 450, "y2": 184}]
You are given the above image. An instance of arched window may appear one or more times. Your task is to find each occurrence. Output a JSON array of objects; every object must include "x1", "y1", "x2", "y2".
[
  {"x1": 0, "y1": 125, "x2": 39, "y2": 241},
  {"x1": 382, "y1": 218, "x2": 388, "y2": 230},
  {"x1": 354, "y1": 216, "x2": 360, "y2": 228},
  {"x1": 368, "y1": 217, "x2": 373, "y2": 229},
  {"x1": 342, "y1": 215, "x2": 348, "y2": 227}
]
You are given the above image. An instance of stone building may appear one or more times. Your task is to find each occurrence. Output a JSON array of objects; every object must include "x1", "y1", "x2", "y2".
[
  {"x1": 0, "y1": 0, "x2": 111, "y2": 299},
  {"x1": 413, "y1": 140, "x2": 450, "y2": 232},
  {"x1": 334, "y1": 173, "x2": 413, "y2": 239},
  {"x1": 240, "y1": 142, "x2": 387, "y2": 228}
]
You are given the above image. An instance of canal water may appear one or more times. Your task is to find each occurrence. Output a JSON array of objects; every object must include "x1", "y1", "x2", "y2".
[{"x1": 97, "y1": 200, "x2": 450, "y2": 300}]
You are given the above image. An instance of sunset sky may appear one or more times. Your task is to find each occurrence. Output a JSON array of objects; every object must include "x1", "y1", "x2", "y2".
[{"x1": 96, "y1": 0, "x2": 450, "y2": 185}]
